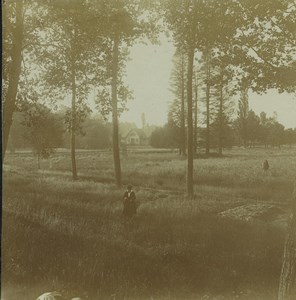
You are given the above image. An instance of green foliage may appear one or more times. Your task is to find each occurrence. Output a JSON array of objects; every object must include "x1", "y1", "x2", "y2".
[
  {"x1": 233, "y1": 0, "x2": 296, "y2": 93},
  {"x1": 163, "y1": 0, "x2": 296, "y2": 94},
  {"x1": 64, "y1": 103, "x2": 92, "y2": 135},
  {"x1": 8, "y1": 110, "x2": 116, "y2": 151},
  {"x1": 23, "y1": 104, "x2": 64, "y2": 159},
  {"x1": 284, "y1": 128, "x2": 296, "y2": 146},
  {"x1": 234, "y1": 108, "x2": 295, "y2": 148},
  {"x1": 95, "y1": 85, "x2": 133, "y2": 119},
  {"x1": 63, "y1": 116, "x2": 112, "y2": 150},
  {"x1": 150, "y1": 124, "x2": 178, "y2": 148},
  {"x1": 210, "y1": 114, "x2": 236, "y2": 149},
  {"x1": 38, "y1": 0, "x2": 96, "y2": 96}
]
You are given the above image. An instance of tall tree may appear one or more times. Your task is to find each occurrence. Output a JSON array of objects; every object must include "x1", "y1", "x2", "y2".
[
  {"x1": 200, "y1": 0, "x2": 240, "y2": 154},
  {"x1": 2, "y1": 0, "x2": 48, "y2": 159},
  {"x1": 204, "y1": 50, "x2": 213, "y2": 155},
  {"x1": 169, "y1": 49, "x2": 187, "y2": 156},
  {"x1": 111, "y1": 30, "x2": 122, "y2": 187},
  {"x1": 193, "y1": 68, "x2": 199, "y2": 155},
  {"x1": 236, "y1": 79, "x2": 250, "y2": 147},
  {"x1": 246, "y1": 110, "x2": 261, "y2": 146},
  {"x1": 93, "y1": 0, "x2": 158, "y2": 188},
  {"x1": 163, "y1": 0, "x2": 201, "y2": 198},
  {"x1": 217, "y1": 71, "x2": 224, "y2": 155},
  {"x1": 2, "y1": 0, "x2": 24, "y2": 159},
  {"x1": 266, "y1": 120, "x2": 285, "y2": 148},
  {"x1": 40, "y1": 0, "x2": 95, "y2": 179},
  {"x1": 214, "y1": 70, "x2": 235, "y2": 155}
]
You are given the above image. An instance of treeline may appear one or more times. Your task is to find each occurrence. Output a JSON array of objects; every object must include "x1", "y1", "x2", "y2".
[
  {"x1": 161, "y1": 46, "x2": 296, "y2": 155},
  {"x1": 8, "y1": 109, "x2": 112, "y2": 153},
  {"x1": 152, "y1": 46, "x2": 296, "y2": 152},
  {"x1": 150, "y1": 110, "x2": 296, "y2": 150}
]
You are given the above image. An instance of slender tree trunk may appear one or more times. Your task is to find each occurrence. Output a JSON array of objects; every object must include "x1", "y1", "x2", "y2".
[
  {"x1": 111, "y1": 35, "x2": 122, "y2": 188},
  {"x1": 205, "y1": 53, "x2": 211, "y2": 156},
  {"x1": 37, "y1": 154, "x2": 40, "y2": 170},
  {"x1": 180, "y1": 53, "x2": 186, "y2": 157},
  {"x1": 240, "y1": 83, "x2": 249, "y2": 148},
  {"x1": 3, "y1": 0, "x2": 24, "y2": 160},
  {"x1": 218, "y1": 74, "x2": 223, "y2": 156},
  {"x1": 70, "y1": 21, "x2": 78, "y2": 180},
  {"x1": 186, "y1": 47, "x2": 194, "y2": 198},
  {"x1": 205, "y1": 83, "x2": 210, "y2": 155},
  {"x1": 71, "y1": 67, "x2": 78, "y2": 180},
  {"x1": 194, "y1": 71, "x2": 198, "y2": 155},
  {"x1": 278, "y1": 182, "x2": 296, "y2": 300},
  {"x1": 243, "y1": 123, "x2": 247, "y2": 148}
]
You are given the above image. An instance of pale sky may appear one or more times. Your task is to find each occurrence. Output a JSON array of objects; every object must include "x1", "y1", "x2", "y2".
[
  {"x1": 123, "y1": 36, "x2": 175, "y2": 127},
  {"x1": 121, "y1": 36, "x2": 296, "y2": 129}
]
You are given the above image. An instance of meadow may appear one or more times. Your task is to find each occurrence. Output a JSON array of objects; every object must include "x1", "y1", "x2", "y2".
[{"x1": 2, "y1": 146, "x2": 296, "y2": 300}]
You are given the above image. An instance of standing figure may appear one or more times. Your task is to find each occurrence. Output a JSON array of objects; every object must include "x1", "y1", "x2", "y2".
[
  {"x1": 123, "y1": 184, "x2": 137, "y2": 218},
  {"x1": 263, "y1": 159, "x2": 269, "y2": 171}
]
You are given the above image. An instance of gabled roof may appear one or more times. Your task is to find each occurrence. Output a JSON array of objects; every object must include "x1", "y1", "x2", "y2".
[
  {"x1": 124, "y1": 128, "x2": 147, "y2": 139},
  {"x1": 119, "y1": 122, "x2": 137, "y2": 137}
]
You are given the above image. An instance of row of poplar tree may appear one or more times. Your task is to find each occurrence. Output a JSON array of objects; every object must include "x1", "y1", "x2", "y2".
[
  {"x1": 151, "y1": 68, "x2": 296, "y2": 151},
  {"x1": 167, "y1": 49, "x2": 296, "y2": 153}
]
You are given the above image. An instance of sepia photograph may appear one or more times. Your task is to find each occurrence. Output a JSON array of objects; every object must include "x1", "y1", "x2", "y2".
[{"x1": 2, "y1": 0, "x2": 296, "y2": 299}]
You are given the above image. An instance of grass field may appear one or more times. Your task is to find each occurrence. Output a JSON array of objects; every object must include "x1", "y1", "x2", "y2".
[{"x1": 2, "y1": 147, "x2": 296, "y2": 299}]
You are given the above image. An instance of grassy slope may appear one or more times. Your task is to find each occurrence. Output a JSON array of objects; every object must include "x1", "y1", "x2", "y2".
[{"x1": 2, "y1": 147, "x2": 296, "y2": 299}]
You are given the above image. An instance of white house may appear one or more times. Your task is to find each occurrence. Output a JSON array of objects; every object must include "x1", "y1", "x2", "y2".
[{"x1": 122, "y1": 129, "x2": 148, "y2": 145}]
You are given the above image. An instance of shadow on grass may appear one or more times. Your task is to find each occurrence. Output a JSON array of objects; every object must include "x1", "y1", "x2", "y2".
[{"x1": 2, "y1": 202, "x2": 285, "y2": 299}]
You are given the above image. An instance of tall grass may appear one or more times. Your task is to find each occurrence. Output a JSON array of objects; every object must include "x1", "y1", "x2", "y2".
[{"x1": 2, "y1": 147, "x2": 295, "y2": 299}]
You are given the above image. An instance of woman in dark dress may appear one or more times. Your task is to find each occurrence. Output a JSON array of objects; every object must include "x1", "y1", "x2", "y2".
[{"x1": 123, "y1": 184, "x2": 136, "y2": 218}]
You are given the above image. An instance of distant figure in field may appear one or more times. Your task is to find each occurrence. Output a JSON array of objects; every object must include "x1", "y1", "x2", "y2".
[
  {"x1": 123, "y1": 184, "x2": 137, "y2": 218},
  {"x1": 263, "y1": 159, "x2": 269, "y2": 172}
]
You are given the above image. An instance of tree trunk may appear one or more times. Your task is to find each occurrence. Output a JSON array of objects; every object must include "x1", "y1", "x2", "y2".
[
  {"x1": 37, "y1": 154, "x2": 40, "y2": 170},
  {"x1": 70, "y1": 23, "x2": 78, "y2": 180},
  {"x1": 111, "y1": 35, "x2": 122, "y2": 188},
  {"x1": 218, "y1": 74, "x2": 223, "y2": 156},
  {"x1": 194, "y1": 71, "x2": 198, "y2": 155},
  {"x1": 180, "y1": 52, "x2": 186, "y2": 157},
  {"x1": 2, "y1": 0, "x2": 24, "y2": 160},
  {"x1": 205, "y1": 53, "x2": 211, "y2": 156},
  {"x1": 71, "y1": 67, "x2": 78, "y2": 180},
  {"x1": 186, "y1": 47, "x2": 194, "y2": 199},
  {"x1": 278, "y1": 182, "x2": 296, "y2": 300},
  {"x1": 240, "y1": 83, "x2": 249, "y2": 148}
]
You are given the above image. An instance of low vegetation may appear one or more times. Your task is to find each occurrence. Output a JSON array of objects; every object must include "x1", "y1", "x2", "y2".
[{"x1": 2, "y1": 147, "x2": 295, "y2": 299}]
